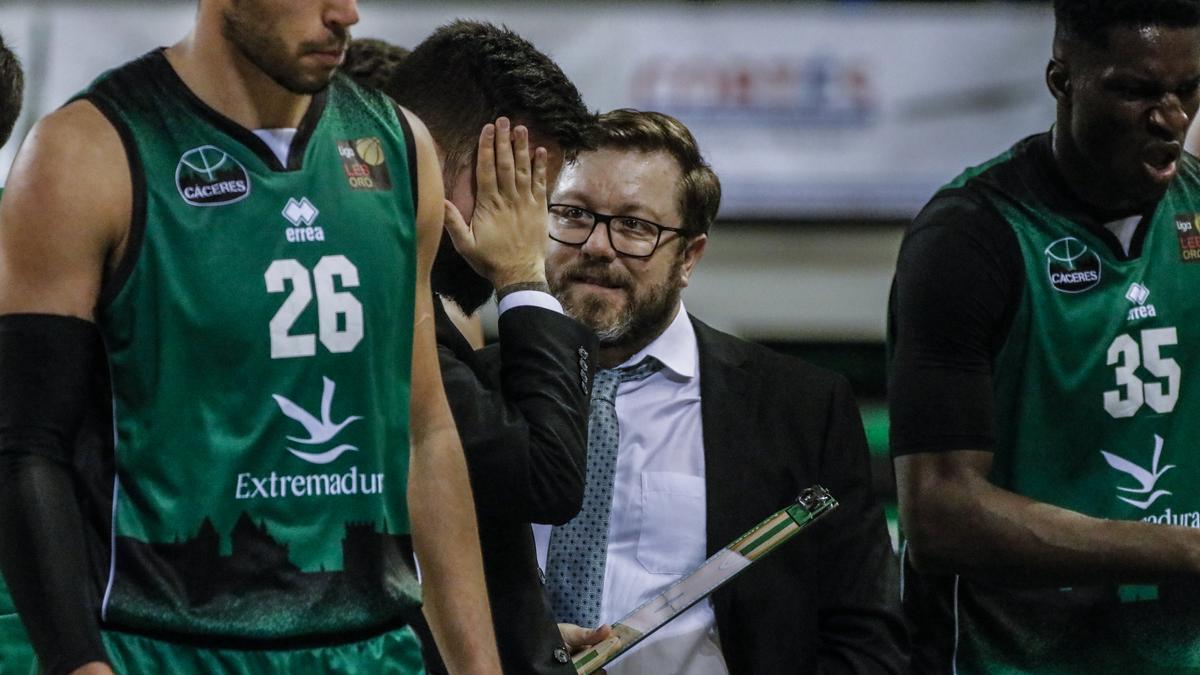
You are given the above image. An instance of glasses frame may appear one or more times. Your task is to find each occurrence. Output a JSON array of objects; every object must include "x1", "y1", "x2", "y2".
[{"x1": 547, "y1": 203, "x2": 688, "y2": 259}]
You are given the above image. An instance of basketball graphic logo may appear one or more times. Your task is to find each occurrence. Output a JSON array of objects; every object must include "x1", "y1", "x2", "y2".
[
  {"x1": 337, "y1": 138, "x2": 392, "y2": 191},
  {"x1": 354, "y1": 137, "x2": 386, "y2": 166},
  {"x1": 1044, "y1": 236, "x2": 1101, "y2": 293}
]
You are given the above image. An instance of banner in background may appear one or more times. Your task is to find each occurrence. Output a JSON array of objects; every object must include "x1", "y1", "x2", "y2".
[{"x1": 0, "y1": 3, "x2": 1058, "y2": 218}]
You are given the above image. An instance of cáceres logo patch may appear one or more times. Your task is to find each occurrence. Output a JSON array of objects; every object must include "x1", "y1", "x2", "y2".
[
  {"x1": 176, "y1": 145, "x2": 251, "y2": 206},
  {"x1": 1044, "y1": 236, "x2": 1101, "y2": 293}
]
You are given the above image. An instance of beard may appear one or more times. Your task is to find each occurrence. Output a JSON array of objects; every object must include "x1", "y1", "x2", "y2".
[
  {"x1": 551, "y1": 250, "x2": 685, "y2": 350},
  {"x1": 221, "y1": 0, "x2": 347, "y2": 95},
  {"x1": 431, "y1": 231, "x2": 494, "y2": 315}
]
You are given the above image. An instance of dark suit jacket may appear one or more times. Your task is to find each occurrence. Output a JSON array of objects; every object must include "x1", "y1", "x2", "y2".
[
  {"x1": 694, "y1": 317, "x2": 909, "y2": 674},
  {"x1": 417, "y1": 299, "x2": 597, "y2": 675}
]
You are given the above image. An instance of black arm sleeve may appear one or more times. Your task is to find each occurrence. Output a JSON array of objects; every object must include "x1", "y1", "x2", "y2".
[
  {"x1": 440, "y1": 305, "x2": 596, "y2": 525},
  {"x1": 887, "y1": 191, "x2": 1023, "y2": 455},
  {"x1": 0, "y1": 314, "x2": 109, "y2": 674}
]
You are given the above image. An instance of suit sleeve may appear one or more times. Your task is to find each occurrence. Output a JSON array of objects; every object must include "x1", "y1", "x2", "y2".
[
  {"x1": 815, "y1": 376, "x2": 910, "y2": 674},
  {"x1": 440, "y1": 305, "x2": 597, "y2": 526}
]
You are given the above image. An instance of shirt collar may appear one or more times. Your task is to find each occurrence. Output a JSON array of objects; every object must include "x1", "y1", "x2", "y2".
[{"x1": 617, "y1": 302, "x2": 698, "y2": 380}]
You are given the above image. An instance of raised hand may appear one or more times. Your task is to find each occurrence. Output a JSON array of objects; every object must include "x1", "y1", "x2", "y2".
[{"x1": 444, "y1": 116, "x2": 550, "y2": 294}]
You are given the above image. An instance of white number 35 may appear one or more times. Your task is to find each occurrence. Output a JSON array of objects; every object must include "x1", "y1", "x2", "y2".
[{"x1": 1104, "y1": 327, "x2": 1179, "y2": 418}]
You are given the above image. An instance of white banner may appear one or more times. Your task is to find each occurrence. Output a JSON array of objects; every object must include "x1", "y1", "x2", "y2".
[{"x1": 1, "y1": 3, "x2": 1059, "y2": 218}]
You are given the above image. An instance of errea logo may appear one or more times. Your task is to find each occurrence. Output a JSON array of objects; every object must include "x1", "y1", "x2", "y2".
[
  {"x1": 1044, "y1": 237, "x2": 1101, "y2": 293},
  {"x1": 1125, "y1": 282, "x2": 1157, "y2": 322},
  {"x1": 282, "y1": 197, "x2": 325, "y2": 243},
  {"x1": 283, "y1": 198, "x2": 318, "y2": 226},
  {"x1": 176, "y1": 145, "x2": 251, "y2": 206}
]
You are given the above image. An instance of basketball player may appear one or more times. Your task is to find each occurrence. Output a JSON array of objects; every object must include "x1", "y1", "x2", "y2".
[
  {"x1": 890, "y1": 0, "x2": 1200, "y2": 671},
  {"x1": 0, "y1": 29, "x2": 31, "y2": 675},
  {"x1": 0, "y1": 1, "x2": 498, "y2": 673}
]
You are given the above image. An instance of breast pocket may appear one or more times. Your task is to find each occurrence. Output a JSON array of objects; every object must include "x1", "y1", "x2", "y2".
[{"x1": 636, "y1": 472, "x2": 707, "y2": 575}]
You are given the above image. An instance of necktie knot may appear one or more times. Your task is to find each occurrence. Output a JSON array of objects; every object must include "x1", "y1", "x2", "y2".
[
  {"x1": 592, "y1": 357, "x2": 664, "y2": 404},
  {"x1": 617, "y1": 356, "x2": 665, "y2": 383}
]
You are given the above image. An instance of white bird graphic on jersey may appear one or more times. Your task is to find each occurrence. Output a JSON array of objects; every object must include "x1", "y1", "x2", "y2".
[
  {"x1": 273, "y1": 376, "x2": 363, "y2": 464},
  {"x1": 1100, "y1": 434, "x2": 1174, "y2": 510}
]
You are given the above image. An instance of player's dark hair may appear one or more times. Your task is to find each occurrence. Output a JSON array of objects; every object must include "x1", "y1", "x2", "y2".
[
  {"x1": 342, "y1": 39, "x2": 410, "y2": 94},
  {"x1": 0, "y1": 33, "x2": 24, "y2": 145},
  {"x1": 589, "y1": 109, "x2": 721, "y2": 236},
  {"x1": 1054, "y1": 0, "x2": 1200, "y2": 48},
  {"x1": 342, "y1": 23, "x2": 596, "y2": 315},
  {"x1": 385, "y1": 20, "x2": 594, "y2": 173}
]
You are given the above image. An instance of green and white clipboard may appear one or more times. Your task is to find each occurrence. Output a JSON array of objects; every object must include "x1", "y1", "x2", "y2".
[{"x1": 572, "y1": 486, "x2": 839, "y2": 674}]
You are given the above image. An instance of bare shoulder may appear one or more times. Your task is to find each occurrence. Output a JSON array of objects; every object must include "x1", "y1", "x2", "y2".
[
  {"x1": 4, "y1": 98, "x2": 131, "y2": 239},
  {"x1": 395, "y1": 105, "x2": 444, "y2": 255},
  {"x1": 0, "y1": 99, "x2": 131, "y2": 317},
  {"x1": 396, "y1": 105, "x2": 435, "y2": 157}
]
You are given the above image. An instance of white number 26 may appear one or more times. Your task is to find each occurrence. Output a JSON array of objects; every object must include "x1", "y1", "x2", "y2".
[{"x1": 264, "y1": 255, "x2": 363, "y2": 359}]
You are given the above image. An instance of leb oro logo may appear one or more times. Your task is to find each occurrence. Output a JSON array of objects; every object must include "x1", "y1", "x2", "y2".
[
  {"x1": 1175, "y1": 214, "x2": 1200, "y2": 262},
  {"x1": 176, "y1": 145, "x2": 251, "y2": 206},
  {"x1": 337, "y1": 137, "x2": 392, "y2": 191},
  {"x1": 1044, "y1": 236, "x2": 1102, "y2": 293}
]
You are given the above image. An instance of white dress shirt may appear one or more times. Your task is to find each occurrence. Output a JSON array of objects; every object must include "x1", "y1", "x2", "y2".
[
  {"x1": 536, "y1": 303, "x2": 730, "y2": 675},
  {"x1": 497, "y1": 289, "x2": 564, "y2": 316}
]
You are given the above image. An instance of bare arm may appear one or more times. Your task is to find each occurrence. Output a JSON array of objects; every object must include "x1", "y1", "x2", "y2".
[
  {"x1": 0, "y1": 101, "x2": 126, "y2": 675},
  {"x1": 401, "y1": 107, "x2": 500, "y2": 674},
  {"x1": 0, "y1": 102, "x2": 125, "y2": 318},
  {"x1": 897, "y1": 450, "x2": 1200, "y2": 585}
]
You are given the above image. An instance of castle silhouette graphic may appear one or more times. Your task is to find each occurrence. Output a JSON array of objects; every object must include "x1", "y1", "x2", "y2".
[{"x1": 107, "y1": 513, "x2": 419, "y2": 638}]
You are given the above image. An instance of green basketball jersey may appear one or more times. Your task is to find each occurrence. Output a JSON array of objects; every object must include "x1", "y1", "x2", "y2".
[
  {"x1": 77, "y1": 50, "x2": 421, "y2": 646},
  {"x1": 941, "y1": 134, "x2": 1200, "y2": 673}
]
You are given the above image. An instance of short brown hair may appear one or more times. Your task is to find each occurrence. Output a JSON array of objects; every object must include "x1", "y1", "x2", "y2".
[
  {"x1": 380, "y1": 21, "x2": 593, "y2": 175},
  {"x1": 591, "y1": 109, "x2": 720, "y2": 235},
  {"x1": 342, "y1": 38, "x2": 410, "y2": 93},
  {"x1": 0, "y1": 33, "x2": 23, "y2": 145}
]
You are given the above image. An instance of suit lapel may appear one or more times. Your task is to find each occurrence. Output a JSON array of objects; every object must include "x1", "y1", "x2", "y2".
[{"x1": 692, "y1": 315, "x2": 755, "y2": 555}]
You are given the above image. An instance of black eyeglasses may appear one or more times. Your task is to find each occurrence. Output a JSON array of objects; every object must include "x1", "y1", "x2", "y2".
[{"x1": 548, "y1": 204, "x2": 687, "y2": 259}]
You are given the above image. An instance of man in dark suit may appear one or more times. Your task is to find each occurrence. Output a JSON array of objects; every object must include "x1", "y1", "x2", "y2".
[
  {"x1": 344, "y1": 24, "x2": 610, "y2": 674},
  {"x1": 537, "y1": 109, "x2": 908, "y2": 674}
]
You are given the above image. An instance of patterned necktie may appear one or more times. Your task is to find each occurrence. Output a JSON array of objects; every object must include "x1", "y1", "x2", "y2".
[{"x1": 545, "y1": 356, "x2": 665, "y2": 628}]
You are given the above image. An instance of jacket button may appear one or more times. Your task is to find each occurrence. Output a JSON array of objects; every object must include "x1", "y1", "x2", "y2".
[{"x1": 554, "y1": 647, "x2": 570, "y2": 664}]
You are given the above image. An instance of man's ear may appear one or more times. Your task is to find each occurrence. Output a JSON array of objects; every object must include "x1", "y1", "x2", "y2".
[
  {"x1": 679, "y1": 234, "x2": 708, "y2": 288},
  {"x1": 440, "y1": 147, "x2": 483, "y2": 225},
  {"x1": 1046, "y1": 58, "x2": 1072, "y2": 104}
]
